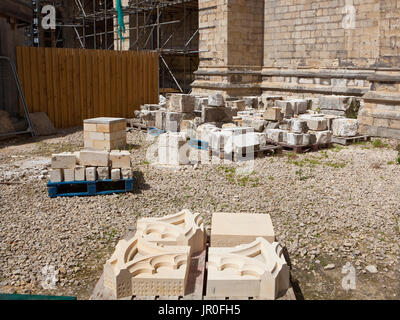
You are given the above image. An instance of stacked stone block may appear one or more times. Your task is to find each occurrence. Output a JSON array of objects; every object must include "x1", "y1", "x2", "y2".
[
  {"x1": 84, "y1": 117, "x2": 127, "y2": 151},
  {"x1": 50, "y1": 150, "x2": 132, "y2": 183}
]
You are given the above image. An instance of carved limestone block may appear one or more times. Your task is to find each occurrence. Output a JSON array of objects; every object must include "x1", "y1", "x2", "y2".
[
  {"x1": 206, "y1": 237, "x2": 290, "y2": 299},
  {"x1": 137, "y1": 209, "x2": 206, "y2": 254},
  {"x1": 103, "y1": 236, "x2": 190, "y2": 299}
]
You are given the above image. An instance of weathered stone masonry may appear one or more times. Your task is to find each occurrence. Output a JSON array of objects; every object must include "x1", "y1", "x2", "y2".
[{"x1": 192, "y1": 0, "x2": 400, "y2": 139}]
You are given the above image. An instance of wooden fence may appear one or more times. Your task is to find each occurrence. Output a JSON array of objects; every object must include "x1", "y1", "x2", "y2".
[{"x1": 16, "y1": 47, "x2": 159, "y2": 128}]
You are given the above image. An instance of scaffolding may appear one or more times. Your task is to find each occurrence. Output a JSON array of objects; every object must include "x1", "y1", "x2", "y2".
[{"x1": 34, "y1": 0, "x2": 200, "y2": 94}]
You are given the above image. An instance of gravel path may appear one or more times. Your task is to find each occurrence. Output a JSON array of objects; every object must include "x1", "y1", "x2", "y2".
[{"x1": 0, "y1": 129, "x2": 399, "y2": 299}]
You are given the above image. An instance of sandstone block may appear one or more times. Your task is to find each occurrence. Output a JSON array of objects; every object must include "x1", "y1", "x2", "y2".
[
  {"x1": 110, "y1": 150, "x2": 131, "y2": 168},
  {"x1": 111, "y1": 168, "x2": 121, "y2": 181},
  {"x1": 121, "y1": 168, "x2": 133, "y2": 180},
  {"x1": 155, "y1": 110, "x2": 166, "y2": 130},
  {"x1": 210, "y1": 212, "x2": 275, "y2": 247},
  {"x1": 165, "y1": 112, "x2": 183, "y2": 132},
  {"x1": 291, "y1": 119, "x2": 308, "y2": 133},
  {"x1": 290, "y1": 99, "x2": 308, "y2": 114},
  {"x1": 314, "y1": 130, "x2": 332, "y2": 144},
  {"x1": 74, "y1": 166, "x2": 86, "y2": 181},
  {"x1": 208, "y1": 93, "x2": 225, "y2": 107},
  {"x1": 80, "y1": 150, "x2": 109, "y2": 167},
  {"x1": 169, "y1": 94, "x2": 196, "y2": 113},
  {"x1": 303, "y1": 116, "x2": 328, "y2": 131},
  {"x1": 51, "y1": 152, "x2": 77, "y2": 169},
  {"x1": 86, "y1": 167, "x2": 97, "y2": 181},
  {"x1": 97, "y1": 167, "x2": 110, "y2": 180},
  {"x1": 264, "y1": 107, "x2": 283, "y2": 121},
  {"x1": 266, "y1": 122, "x2": 280, "y2": 130},
  {"x1": 243, "y1": 96, "x2": 260, "y2": 109},
  {"x1": 242, "y1": 118, "x2": 266, "y2": 132},
  {"x1": 202, "y1": 106, "x2": 233, "y2": 123},
  {"x1": 49, "y1": 169, "x2": 63, "y2": 183},
  {"x1": 261, "y1": 95, "x2": 283, "y2": 109},
  {"x1": 266, "y1": 129, "x2": 284, "y2": 143},
  {"x1": 64, "y1": 168, "x2": 75, "y2": 182},
  {"x1": 195, "y1": 97, "x2": 208, "y2": 112},
  {"x1": 332, "y1": 118, "x2": 359, "y2": 137},
  {"x1": 226, "y1": 100, "x2": 246, "y2": 111},
  {"x1": 275, "y1": 101, "x2": 294, "y2": 118}
]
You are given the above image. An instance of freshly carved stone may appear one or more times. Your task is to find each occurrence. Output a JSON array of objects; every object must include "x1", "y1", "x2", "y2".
[
  {"x1": 206, "y1": 237, "x2": 290, "y2": 299},
  {"x1": 210, "y1": 212, "x2": 275, "y2": 247},
  {"x1": 137, "y1": 209, "x2": 206, "y2": 254},
  {"x1": 103, "y1": 236, "x2": 190, "y2": 299}
]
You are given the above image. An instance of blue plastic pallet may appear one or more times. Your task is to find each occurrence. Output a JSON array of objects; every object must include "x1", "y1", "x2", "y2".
[
  {"x1": 189, "y1": 139, "x2": 209, "y2": 150},
  {"x1": 148, "y1": 127, "x2": 167, "y2": 136},
  {"x1": 47, "y1": 178, "x2": 134, "y2": 198}
]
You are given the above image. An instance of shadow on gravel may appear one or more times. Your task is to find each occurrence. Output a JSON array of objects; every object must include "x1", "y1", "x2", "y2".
[
  {"x1": 132, "y1": 170, "x2": 150, "y2": 194},
  {"x1": 0, "y1": 126, "x2": 83, "y2": 148},
  {"x1": 282, "y1": 246, "x2": 305, "y2": 300}
]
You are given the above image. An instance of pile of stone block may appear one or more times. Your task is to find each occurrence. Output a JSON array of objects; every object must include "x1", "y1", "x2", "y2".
[
  {"x1": 319, "y1": 96, "x2": 360, "y2": 118},
  {"x1": 103, "y1": 209, "x2": 206, "y2": 298},
  {"x1": 50, "y1": 150, "x2": 133, "y2": 183},
  {"x1": 207, "y1": 212, "x2": 290, "y2": 300},
  {"x1": 157, "y1": 132, "x2": 191, "y2": 166},
  {"x1": 84, "y1": 117, "x2": 127, "y2": 151}
]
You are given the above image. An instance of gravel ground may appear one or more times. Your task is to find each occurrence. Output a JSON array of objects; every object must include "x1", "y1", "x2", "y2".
[{"x1": 0, "y1": 128, "x2": 399, "y2": 300}]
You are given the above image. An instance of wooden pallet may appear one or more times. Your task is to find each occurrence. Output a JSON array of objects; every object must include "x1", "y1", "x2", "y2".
[
  {"x1": 189, "y1": 139, "x2": 209, "y2": 151},
  {"x1": 47, "y1": 179, "x2": 134, "y2": 198},
  {"x1": 126, "y1": 119, "x2": 148, "y2": 132},
  {"x1": 266, "y1": 139, "x2": 332, "y2": 154},
  {"x1": 149, "y1": 127, "x2": 167, "y2": 136},
  {"x1": 332, "y1": 135, "x2": 370, "y2": 146},
  {"x1": 210, "y1": 145, "x2": 282, "y2": 161}
]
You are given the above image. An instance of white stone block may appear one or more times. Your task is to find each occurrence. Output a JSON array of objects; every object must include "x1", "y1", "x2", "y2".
[
  {"x1": 287, "y1": 133, "x2": 303, "y2": 146},
  {"x1": 79, "y1": 150, "x2": 109, "y2": 167},
  {"x1": 86, "y1": 167, "x2": 97, "y2": 181},
  {"x1": 266, "y1": 129, "x2": 285, "y2": 143},
  {"x1": 110, "y1": 150, "x2": 131, "y2": 168},
  {"x1": 291, "y1": 119, "x2": 308, "y2": 133},
  {"x1": 97, "y1": 167, "x2": 110, "y2": 180},
  {"x1": 207, "y1": 238, "x2": 289, "y2": 300},
  {"x1": 49, "y1": 169, "x2": 63, "y2": 183},
  {"x1": 64, "y1": 168, "x2": 75, "y2": 182},
  {"x1": 332, "y1": 118, "x2": 359, "y2": 137},
  {"x1": 51, "y1": 152, "x2": 77, "y2": 169},
  {"x1": 305, "y1": 117, "x2": 328, "y2": 131},
  {"x1": 315, "y1": 130, "x2": 333, "y2": 144},
  {"x1": 169, "y1": 94, "x2": 195, "y2": 113},
  {"x1": 291, "y1": 99, "x2": 308, "y2": 114},
  {"x1": 111, "y1": 168, "x2": 121, "y2": 181},
  {"x1": 121, "y1": 168, "x2": 133, "y2": 180},
  {"x1": 75, "y1": 166, "x2": 86, "y2": 181},
  {"x1": 208, "y1": 93, "x2": 225, "y2": 107}
]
